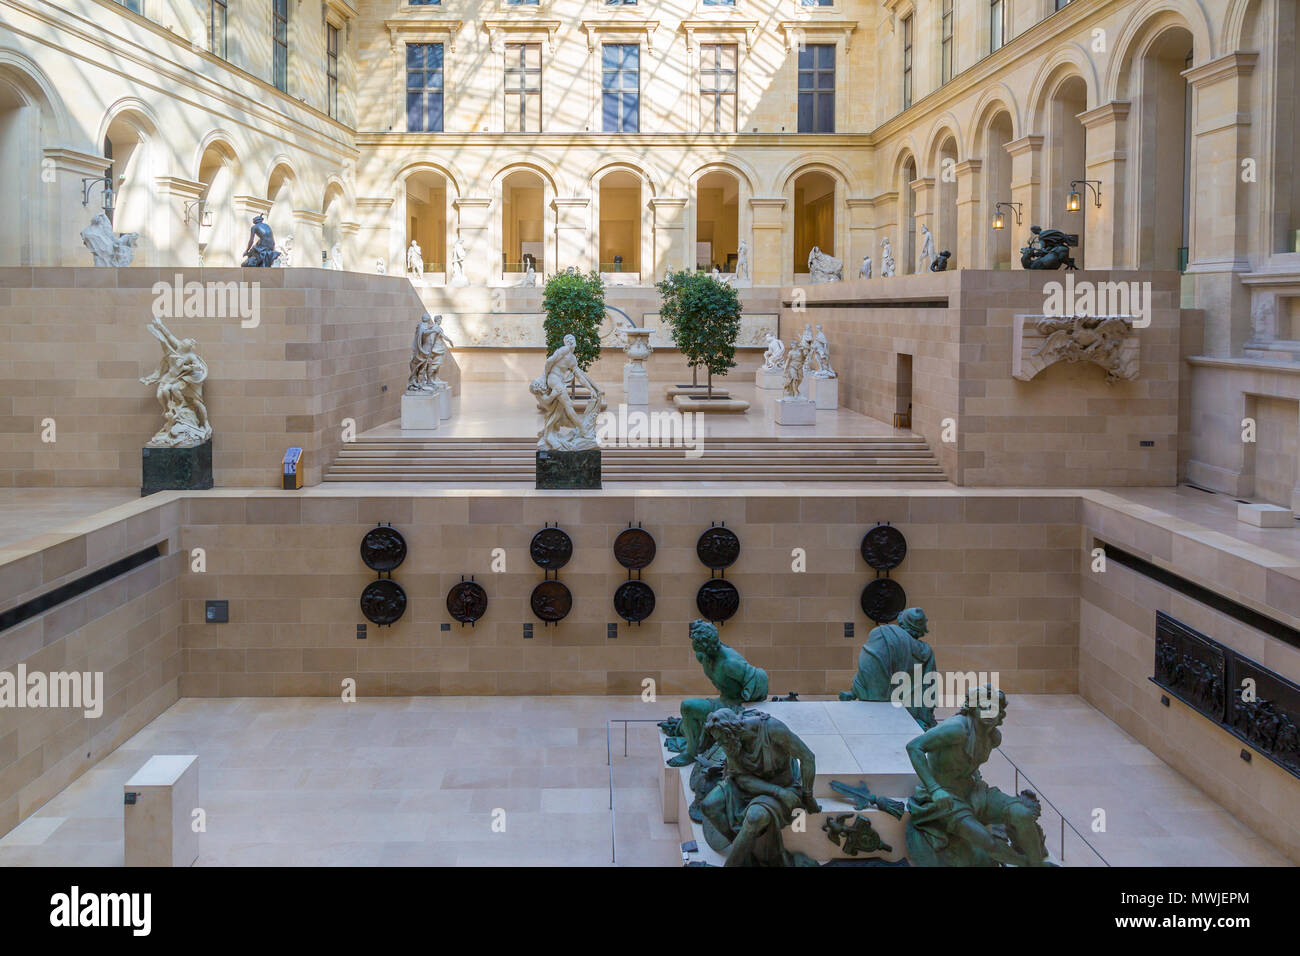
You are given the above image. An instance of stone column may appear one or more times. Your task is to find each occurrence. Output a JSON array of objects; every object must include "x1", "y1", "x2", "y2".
[
  {"x1": 293, "y1": 209, "x2": 327, "y2": 266},
  {"x1": 952, "y1": 160, "x2": 982, "y2": 269},
  {"x1": 152, "y1": 177, "x2": 206, "y2": 267},
  {"x1": 231, "y1": 195, "x2": 273, "y2": 264},
  {"x1": 871, "y1": 190, "x2": 899, "y2": 274},
  {"x1": 749, "y1": 197, "x2": 785, "y2": 286},
  {"x1": 846, "y1": 198, "x2": 875, "y2": 277},
  {"x1": 43, "y1": 147, "x2": 111, "y2": 266},
  {"x1": 1183, "y1": 52, "x2": 1258, "y2": 357},
  {"x1": 1004, "y1": 135, "x2": 1044, "y2": 269},
  {"x1": 1076, "y1": 102, "x2": 1131, "y2": 271},
  {"x1": 340, "y1": 220, "x2": 361, "y2": 272},
  {"x1": 357, "y1": 197, "x2": 395, "y2": 274},
  {"x1": 908, "y1": 177, "x2": 935, "y2": 274},
  {"x1": 649, "y1": 197, "x2": 688, "y2": 282},
  {"x1": 452, "y1": 197, "x2": 493, "y2": 284},
  {"x1": 551, "y1": 197, "x2": 591, "y2": 273}
]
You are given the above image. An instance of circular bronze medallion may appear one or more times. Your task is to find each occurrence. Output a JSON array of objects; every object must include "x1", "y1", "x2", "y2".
[
  {"x1": 696, "y1": 578, "x2": 740, "y2": 622},
  {"x1": 530, "y1": 580, "x2": 572, "y2": 622},
  {"x1": 360, "y1": 579, "x2": 407, "y2": 625},
  {"x1": 613, "y1": 527, "x2": 657, "y2": 570},
  {"x1": 860, "y1": 525, "x2": 907, "y2": 571},
  {"x1": 446, "y1": 581, "x2": 488, "y2": 624},
  {"x1": 360, "y1": 526, "x2": 407, "y2": 572},
  {"x1": 696, "y1": 527, "x2": 741, "y2": 570},
  {"x1": 529, "y1": 527, "x2": 573, "y2": 571},
  {"x1": 613, "y1": 580, "x2": 656, "y2": 623},
  {"x1": 860, "y1": 578, "x2": 907, "y2": 624}
]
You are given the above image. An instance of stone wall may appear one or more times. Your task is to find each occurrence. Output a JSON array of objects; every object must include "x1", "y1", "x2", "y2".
[
  {"x1": 783, "y1": 270, "x2": 1183, "y2": 486},
  {"x1": 0, "y1": 268, "x2": 445, "y2": 489}
]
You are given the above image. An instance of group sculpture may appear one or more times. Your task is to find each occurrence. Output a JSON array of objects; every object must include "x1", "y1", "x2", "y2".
[
  {"x1": 1020, "y1": 225, "x2": 1078, "y2": 270},
  {"x1": 777, "y1": 323, "x2": 835, "y2": 400},
  {"x1": 406, "y1": 312, "x2": 454, "y2": 394},
  {"x1": 807, "y1": 245, "x2": 843, "y2": 283},
  {"x1": 81, "y1": 212, "x2": 139, "y2": 267},
  {"x1": 760, "y1": 332, "x2": 786, "y2": 372},
  {"x1": 530, "y1": 333, "x2": 603, "y2": 452},
  {"x1": 139, "y1": 316, "x2": 212, "y2": 448},
  {"x1": 880, "y1": 237, "x2": 897, "y2": 277}
]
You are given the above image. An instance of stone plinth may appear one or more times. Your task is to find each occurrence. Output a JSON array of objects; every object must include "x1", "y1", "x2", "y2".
[
  {"x1": 437, "y1": 384, "x2": 452, "y2": 420},
  {"x1": 124, "y1": 754, "x2": 199, "y2": 867},
  {"x1": 774, "y1": 397, "x2": 816, "y2": 425},
  {"x1": 756, "y1": 366, "x2": 784, "y2": 390},
  {"x1": 141, "y1": 439, "x2": 213, "y2": 496},
  {"x1": 1238, "y1": 502, "x2": 1295, "y2": 527},
  {"x1": 400, "y1": 392, "x2": 439, "y2": 430},
  {"x1": 626, "y1": 369, "x2": 649, "y2": 405},
  {"x1": 536, "y1": 448, "x2": 601, "y2": 489},
  {"x1": 665, "y1": 384, "x2": 730, "y2": 398},
  {"x1": 812, "y1": 375, "x2": 839, "y2": 409},
  {"x1": 671, "y1": 394, "x2": 749, "y2": 413}
]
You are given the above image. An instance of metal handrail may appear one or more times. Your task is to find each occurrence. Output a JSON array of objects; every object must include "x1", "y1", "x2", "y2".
[
  {"x1": 606, "y1": 717, "x2": 668, "y2": 866},
  {"x1": 992, "y1": 748, "x2": 1110, "y2": 866}
]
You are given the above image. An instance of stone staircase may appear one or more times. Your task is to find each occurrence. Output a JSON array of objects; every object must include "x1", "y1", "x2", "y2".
[{"x1": 324, "y1": 434, "x2": 947, "y2": 483}]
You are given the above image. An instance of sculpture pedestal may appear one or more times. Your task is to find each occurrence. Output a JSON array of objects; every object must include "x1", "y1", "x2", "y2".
[
  {"x1": 400, "y1": 391, "x2": 440, "y2": 430},
  {"x1": 812, "y1": 375, "x2": 839, "y2": 410},
  {"x1": 436, "y1": 384, "x2": 452, "y2": 420},
  {"x1": 124, "y1": 754, "x2": 200, "y2": 867},
  {"x1": 774, "y1": 397, "x2": 816, "y2": 426},
  {"x1": 141, "y1": 439, "x2": 213, "y2": 496},
  {"x1": 756, "y1": 367, "x2": 784, "y2": 390},
  {"x1": 626, "y1": 368, "x2": 650, "y2": 406},
  {"x1": 536, "y1": 448, "x2": 601, "y2": 489}
]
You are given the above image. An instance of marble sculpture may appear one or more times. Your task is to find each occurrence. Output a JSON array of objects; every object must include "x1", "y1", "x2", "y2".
[
  {"x1": 807, "y1": 245, "x2": 843, "y2": 283},
  {"x1": 407, "y1": 239, "x2": 424, "y2": 278},
  {"x1": 761, "y1": 332, "x2": 785, "y2": 370},
  {"x1": 881, "y1": 237, "x2": 896, "y2": 277},
  {"x1": 81, "y1": 212, "x2": 139, "y2": 267},
  {"x1": 139, "y1": 317, "x2": 212, "y2": 447},
  {"x1": 530, "y1": 333, "x2": 603, "y2": 452},
  {"x1": 406, "y1": 313, "x2": 454, "y2": 392}
]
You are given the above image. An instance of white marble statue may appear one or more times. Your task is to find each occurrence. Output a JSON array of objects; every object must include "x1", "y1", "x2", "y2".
[
  {"x1": 407, "y1": 312, "x2": 455, "y2": 392},
  {"x1": 407, "y1": 239, "x2": 423, "y2": 278},
  {"x1": 735, "y1": 239, "x2": 750, "y2": 283},
  {"x1": 139, "y1": 317, "x2": 212, "y2": 447},
  {"x1": 812, "y1": 324, "x2": 836, "y2": 378},
  {"x1": 918, "y1": 224, "x2": 936, "y2": 273},
  {"x1": 761, "y1": 332, "x2": 786, "y2": 371},
  {"x1": 881, "y1": 237, "x2": 897, "y2": 277},
  {"x1": 275, "y1": 233, "x2": 294, "y2": 268},
  {"x1": 449, "y1": 236, "x2": 469, "y2": 286},
  {"x1": 807, "y1": 245, "x2": 843, "y2": 283},
  {"x1": 80, "y1": 213, "x2": 139, "y2": 267},
  {"x1": 330, "y1": 242, "x2": 343, "y2": 271},
  {"x1": 517, "y1": 261, "x2": 539, "y2": 287},
  {"x1": 376, "y1": 257, "x2": 386, "y2": 275},
  {"x1": 711, "y1": 266, "x2": 733, "y2": 286},
  {"x1": 530, "y1": 333, "x2": 603, "y2": 452},
  {"x1": 859, "y1": 255, "x2": 872, "y2": 279},
  {"x1": 782, "y1": 327, "x2": 814, "y2": 399}
]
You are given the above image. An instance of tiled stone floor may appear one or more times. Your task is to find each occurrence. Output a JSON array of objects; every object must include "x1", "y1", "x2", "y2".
[{"x1": 0, "y1": 693, "x2": 1288, "y2": 867}]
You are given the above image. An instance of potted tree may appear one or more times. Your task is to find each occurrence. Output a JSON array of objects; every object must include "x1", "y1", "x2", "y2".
[
  {"x1": 541, "y1": 268, "x2": 605, "y2": 396},
  {"x1": 657, "y1": 269, "x2": 742, "y2": 400}
]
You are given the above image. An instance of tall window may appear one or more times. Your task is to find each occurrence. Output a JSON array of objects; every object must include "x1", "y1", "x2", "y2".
[
  {"x1": 210, "y1": 0, "x2": 227, "y2": 58},
  {"x1": 990, "y1": 0, "x2": 1005, "y2": 52},
  {"x1": 272, "y1": 0, "x2": 289, "y2": 92},
  {"x1": 326, "y1": 23, "x2": 339, "y2": 120},
  {"x1": 602, "y1": 44, "x2": 639, "y2": 133},
  {"x1": 941, "y1": 0, "x2": 954, "y2": 84},
  {"x1": 505, "y1": 43, "x2": 542, "y2": 132},
  {"x1": 797, "y1": 44, "x2": 835, "y2": 133},
  {"x1": 902, "y1": 15, "x2": 913, "y2": 109},
  {"x1": 1054, "y1": 0, "x2": 1071, "y2": 9},
  {"x1": 700, "y1": 44, "x2": 737, "y2": 133},
  {"x1": 408, "y1": 0, "x2": 440, "y2": 4},
  {"x1": 406, "y1": 43, "x2": 444, "y2": 132},
  {"x1": 119, "y1": 0, "x2": 142, "y2": 12}
]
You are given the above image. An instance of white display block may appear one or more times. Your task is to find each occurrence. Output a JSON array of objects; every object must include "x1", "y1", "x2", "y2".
[
  {"x1": 755, "y1": 367, "x2": 784, "y2": 390},
  {"x1": 400, "y1": 392, "x2": 440, "y2": 430},
  {"x1": 812, "y1": 375, "x2": 839, "y2": 410},
  {"x1": 1238, "y1": 502, "x2": 1294, "y2": 527},
  {"x1": 774, "y1": 396, "x2": 816, "y2": 425},
  {"x1": 798, "y1": 375, "x2": 812, "y2": 398},
  {"x1": 626, "y1": 369, "x2": 649, "y2": 406},
  {"x1": 124, "y1": 755, "x2": 199, "y2": 867},
  {"x1": 436, "y1": 384, "x2": 452, "y2": 420}
]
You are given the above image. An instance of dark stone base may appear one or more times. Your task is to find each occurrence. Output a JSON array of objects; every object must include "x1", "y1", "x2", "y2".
[
  {"x1": 142, "y1": 439, "x2": 213, "y2": 496},
  {"x1": 536, "y1": 448, "x2": 601, "y2": 489}
]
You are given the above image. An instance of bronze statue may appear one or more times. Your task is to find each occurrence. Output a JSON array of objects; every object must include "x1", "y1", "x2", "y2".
[
  {"x1": 839, "y1": 607, "x2": 938, "y2": 728},
  {"x1": 241, "y1": 214, "x2": 280, "y2": 268},
  {"x1": 823, "y1": 813, "x2": 892, "y2": 856},
  {"x1": 929, "y1": 249, "x2": 951, "y2": 272},
  {"x1": 664, "y1": 620, "x2": 769, "y2": 767},
  {"x1": 696, "y1": 709, "x2": 820, "y2": 866},
  {"x1": 904, "y1": 685, "x2": 1052, "y2": 866},
  {"x1": 1020, "y1": 225, "x2": 1077, "y2": 270}
]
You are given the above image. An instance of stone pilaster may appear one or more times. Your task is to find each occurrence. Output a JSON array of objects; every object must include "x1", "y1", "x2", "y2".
[
  {"x1": 648, "y1": 197, "x2": 688, "y2": 282},
  {"x1": 152, "y1": 176, "x2": 206, "y2": 268},
  {"x1": 43, "y1": 147, "x2": 110, "y2": 266},
  {"x1": 293, "y1": 209, "x2": 327, "y2": 266},
  {"x1": 452, "y1": 197, "x2": 493, "y2": 285},
  {"x1": 1004, "y1": 135, "x2": 1044, "y2": 270},
  {"x1": 846, "y1": 197, "x2": 875, "y2": 277},
  {"x1": 551, "y1": 197, "x2": 591, "y2": 273},
  {"x1": 748, "y1": 197, "x2": 785, "y2": 286},
  {"x1": 952, "y1": 159, "x2": 982, "y2": 269},
  {"x1": 1077, "y1": 101, "x2": 1131, "y2": 271},
  {"x1": 908, "y1": 176, "x2": 935, "y2": 274}
]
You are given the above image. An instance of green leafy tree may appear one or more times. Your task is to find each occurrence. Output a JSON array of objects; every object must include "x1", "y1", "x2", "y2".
[
  {"x1": 656, "y1": 269, "x2": 742, "y2": 398},
  {"x1": 542, "y1": 270, "x2": 605, "y2": 391}
]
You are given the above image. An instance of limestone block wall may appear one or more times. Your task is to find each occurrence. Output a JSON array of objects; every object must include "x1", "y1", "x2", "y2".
[
  {"x1": 783, "y1": 270, "x2": 1183, "y2": 486},
  {"x1": 0, "y1": 268, "x2": 443, "y2": 489},
  {"x1": 1079, "y1": 491, "x2": 1300, "y2": 862}
]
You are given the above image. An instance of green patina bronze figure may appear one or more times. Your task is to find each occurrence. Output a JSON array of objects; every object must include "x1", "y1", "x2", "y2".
[
  {"x1": 696, "y1": 708, "x2": 821, "y2": 866},
  {"x1": 823, "y1": 813, "x2": 893, "y2": 857},
  {"x1": 839, "y1": 606, "x2": 938, "y2": 728},
  {"x1": 904, "y1": 685, "x2": 1052, "y2": 867},
  {"x1": 664, "y1": 619, "x2": 769, "y2": 768}
]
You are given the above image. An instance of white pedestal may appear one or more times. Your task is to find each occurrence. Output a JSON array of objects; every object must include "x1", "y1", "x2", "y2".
[
  {"x1": 812, "y1": 375, "x2": 839, "y2": 410},
  {"x1": 124, "y1": 755, "x2": 199, "y2": 867},
  {"x1": 798, "y1": 376, "x2": 812, "y2": 398},
  {"x1": 400, "y1": 391, "x2": 440, "y2": 430},
  {"x1": 774, "y1": 396, "x2": 816, "y2": 426},
  {"x1": 436, "y1": 384, "x2": 452, "y2": 420},
  {"x1": 756, "y1": 367, "x2": 784, "y2": 390},
  {"x1": 626, "y1": 369, "x2": 649, "y2": 406},
  {"x1": 1238, "y1": 503, "x2": 1294, "y2": 527}
]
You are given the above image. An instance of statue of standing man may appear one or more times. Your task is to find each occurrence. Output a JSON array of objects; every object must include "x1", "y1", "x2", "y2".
[{"x1": 664, "y1": 620, "x2": 769, "y2": 767}]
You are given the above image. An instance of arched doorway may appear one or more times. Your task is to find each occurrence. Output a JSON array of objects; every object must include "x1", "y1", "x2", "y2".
[
  {"x1": 598, "y1": 170, "x2": 641, "y2": 278},
  {"x1": 0, "y1": 68, "x2": 52, "y2": 265},
  {"x1": 405, "y1": 169, "x2": 447, "y2": 276},
  {"x1": 266, "y1": 162, "x2": 296, "y2": 254},
  {"x1": 695, "y1": 170, "x2": 739, "y2": 273},
  {"x1": 196, "y1": 139, "x2": 238, "y2": 265},
  {"x1": 981, "y1": 111, "x2": 1015, "y2": 269},
  {"x1": 501, "y1": 170, "x2": 545, "y2": 278},
  {"x1": 1043, "y1": 75, "x2": 1088, "y2": 266},
  {"x1": 793, "y1": 170, "x2": 835, "y2": 276},
  {"x1": 934, "y1": 135, "x2": 958, "y2": 265}
]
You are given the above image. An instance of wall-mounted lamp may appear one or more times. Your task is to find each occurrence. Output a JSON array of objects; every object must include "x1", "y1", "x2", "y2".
[
  {"x1": 992, "y1": 201, "x2": 1022, "y2": 231},
  {"x1": 1067, "y1": 179, "x2": 1102, "y2": 212},
  {"x1": 183, "y1": 199, "x2": 213, "y2": 228},
  {"x1": 81, "y1": 175, "x2": 115, "y2": 215}
]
